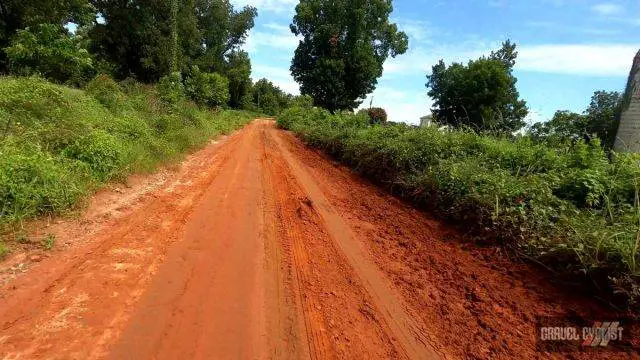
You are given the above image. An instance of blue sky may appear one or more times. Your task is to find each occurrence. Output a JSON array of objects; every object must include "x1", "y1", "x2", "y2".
[{"x1": 232, "y1": 0, "x2": 640, "y2": 125}]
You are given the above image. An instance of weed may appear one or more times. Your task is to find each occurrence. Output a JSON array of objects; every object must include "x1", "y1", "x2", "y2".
[
  {"x1": 0, "y1": 241, "x2": 7, "y2": 259},
  {"x1": 41, "y1": 233, "x2": 56, "y2": 251},
  {"x1": 278, "y1": 106, "x2": 640, "y2": 308},
  {"x1": 0, "y1": 75, "x2": 254, "y2": 229},
  {"x1": 16, "y1": 233, "x2": 32, "y2": 244}
]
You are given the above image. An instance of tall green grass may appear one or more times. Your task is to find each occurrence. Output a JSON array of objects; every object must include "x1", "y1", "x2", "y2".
[
  {"x1": 278, "y1": 106, "x2": 640, "y2": 308},
  {"x1": 0, "y1": 76, "x2": 254, "y2": 250}
]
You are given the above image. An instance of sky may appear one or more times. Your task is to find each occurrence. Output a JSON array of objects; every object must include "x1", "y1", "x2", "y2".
[{"x1": 231, "y1": 0, "x2": 640, "y2": 125}]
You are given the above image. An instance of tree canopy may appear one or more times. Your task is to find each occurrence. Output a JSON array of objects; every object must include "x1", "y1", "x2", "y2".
[
  {"x1": 530, "y1": 91, "x2": 622, "y2": 149},
  {"x1": 5, "y1": 23, "x2": 94, "y2": 84},
  {"x1": 88, "y1": 0, "x2": 256, "y2": 82},
  {"x1": 251, "y1": 78, "x2": 291, "y2": 116},
  {"x1": 0, "y1": 0, "x2": 262, "y2": 110},
  {"x1": 0, "y1": 0, "x2": 94, "y2": 72},
  {"x1": 290, "y1": 0, "x2": 408, "y2": 112},
  {"x1": 426, "y1": 40, "x2": 528, "y2": 134}
]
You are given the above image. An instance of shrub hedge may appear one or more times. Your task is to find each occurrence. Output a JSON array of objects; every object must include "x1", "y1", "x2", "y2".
[
  {"x1": 0, "y1": 76, "x2": 254, "y2": 242},
  {"x1": 277, "y1": 106, "x2": 640, "y2": 308}
]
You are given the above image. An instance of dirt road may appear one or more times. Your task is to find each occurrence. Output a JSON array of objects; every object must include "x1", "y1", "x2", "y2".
[{"x1": 0, "y1": 120, "x2": 635, "y2": 359}]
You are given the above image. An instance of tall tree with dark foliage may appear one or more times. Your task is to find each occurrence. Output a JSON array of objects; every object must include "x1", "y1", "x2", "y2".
[{"x1": 290, "y1": 0, "x2": 408, "y2": 112}]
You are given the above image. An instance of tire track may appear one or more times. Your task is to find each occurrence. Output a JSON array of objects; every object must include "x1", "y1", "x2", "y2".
[
  {"x1": 263, "y1": 123, "x2": 403, "y2": 360},
  {"x1": 267, "y1": 126, "x2": 440, "y2": 360},
  {"x1": 262, "y1": 125, "x2": 334, "y2": 360}
]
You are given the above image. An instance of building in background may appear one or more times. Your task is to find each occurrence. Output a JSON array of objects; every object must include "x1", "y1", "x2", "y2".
[
  {"x1": 614, "y1": 50, "x2": 640, "y2": 153},
  {"x1": 420, "y1": 115, "x2": 433, "y2": 127}
]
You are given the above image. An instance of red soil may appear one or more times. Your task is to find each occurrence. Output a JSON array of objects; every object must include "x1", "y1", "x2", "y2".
[{"x1": 0, "y1": 120, "x2": 636, "y2": 359}]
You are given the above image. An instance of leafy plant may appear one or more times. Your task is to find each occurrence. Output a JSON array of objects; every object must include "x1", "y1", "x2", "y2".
[
  {"x1": 0, "y1": 241, "x2": 8, "y2": 259},
  {"x1": 41, "y1": 233, "x2": 56, "y2": 250},
  {"x1": 84, "y1": 74, "x2": 126, "y2": 111},
  {"x1": 427, "y1": 41, "x2": 528, "y2": 134},
  {"x1": 278, "y1": 106, "x2": 640, "y2": 308},
  {"x1": 5, "y1": 24, "x2": 94, "y2": 85},
  {"x1": 185, "y1": 68, "x2": 230, "y2": 108},
  {"x1": 251, "y1": 78, "x2": 291, "y2": 116},
  {"x1": 367, "y1": 108, "x2": 387, "y2": 124},
  {"x1": 290, "y1": 0, "x2": 408, "y2": 112},
  {"x1": 157, "y1": 72, "x2": 185, "y2": 105}
]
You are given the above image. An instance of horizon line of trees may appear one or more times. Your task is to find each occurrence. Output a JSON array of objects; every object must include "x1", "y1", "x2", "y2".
[
  {"x1": 0, "y1": 0, "x2": 627, "y2": 144},
  {"x1": 0, "y1": 0, "x2": 300, "y2": 115},
  {"x1": 284, "y1": 1, "x2": 624, "y2": 150}
]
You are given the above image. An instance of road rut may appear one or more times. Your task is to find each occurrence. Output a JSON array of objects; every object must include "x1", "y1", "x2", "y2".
[{"x1": 0, "y1": 120, "x2": 635, "y2": 359}]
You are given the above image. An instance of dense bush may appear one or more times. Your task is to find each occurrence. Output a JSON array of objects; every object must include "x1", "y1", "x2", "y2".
[
  {"x1": 278, "y1": 107, "x2": 640, "y2": 307},
  {"x1": 427, "y1": 41, "x2": 528, "y2": 134},
  {"x1": 4, "y1": 24, "x2": 94, "y2": 85},
  {"x1": 185, "y1": 68, "x2": 230, "y2": 108},
  {"x1": 0, "y1": 76, "x2": 254, "y2": 233},
  {"x1": 359, "y1": 107, "x2": 388, "y2": 124},
  {"x1": 157, "y1": 72, "x2": 185, "y2": 105},
  {"x1": 368, "y1": 107, "x2": 387, "y2": 124},
  {"x1": 251, "y1": 78, "x2": 291, "y2": 115},
  {"x1": 84, "y1": 74, "x2": 126, "y2": 111}
]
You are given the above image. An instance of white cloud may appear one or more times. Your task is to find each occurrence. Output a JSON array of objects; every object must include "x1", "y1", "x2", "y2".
[
  {"x1": 251, "y1": 64, "x2": 299, "y2": 95},
  {"x1": 231, "y1": 0, "x2": 297, "y2": 13},
  {"x1": 516, "y1": 44, "x2": 639, "y2": 76},
  {"x1": 244, "y1": 26, "x2": 299, "y2": 54},
  {"x1": 592, "y1": 3, "x2": 624, "y2": 16},
  {"x1": 381, "y1": 41, "x2": 639, "y2": 77},
  {"x1": 394, "y1": 19, "x2": 433, "y2": 43},
  {"x1": 359, "y1": 87, "x2": 430, "y2": 125}
]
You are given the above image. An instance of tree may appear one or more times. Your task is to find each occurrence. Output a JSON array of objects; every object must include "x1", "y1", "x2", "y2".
[
  {"x1": 0, "y1": 0, "x2": 94, "y2": 72},
  {"x1": 4, "y1": 23, "x2": 94, "y2": 84},
  {"x1": 225, "y1": 50, "x2": 251, "y2": 108},
  {"x1": 290, "y1": 0, "x2": 408, "y2": 112},
  {"x1": 584, "y1": 91, "x2": 622, "y2": 149},
  {"x1": 252, "y1": 78, "x2": 291, "y2": 115},
  {"x1": 88, "y1": 0, "x2": 256, "y2": 82},
  {"x1": 193, "y1": 0, "x2": 257, "y2": 74},
  {"x1": 530, "y1": 91, "x2": 622, "y2": 149},
  {"x1": 426, "y1": 41, "x2": 528, "y2": 134},
  {"x1": 184, "y1": 67, "x2": 230, "y2": 108},
  {"x1": 489, "y1": 39, "x2": 517, "y2": 68},
  {"x1": 89, "y1": 0, "x2": 177, "y2": 81},
  {"x1": 530, "y1": 111, "x2": 587, "y2": 146}
]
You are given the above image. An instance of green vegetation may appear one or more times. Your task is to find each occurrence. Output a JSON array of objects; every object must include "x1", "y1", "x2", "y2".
[
  {"x1": 0, "y1": 0, "x2": 278, "y2": 114},
  {"x1": 358, "y1": 107, "x2": 388, "y2": 125},
  {"x1": 250, "y1": 78, "x2": 292, "y2": 116},
  {"x1": 87, "y1": 0, "x2": 256, "y2": 83},
  {"x1": 278, "y1": 106, "x2": 640, "y2": 307},
  {"x1": 185, "y1": 68, "x2": 230, "y2": 108},
  {"x1": 290, "y1": 0, "x2": 408, "y2": 112},
  {"x1": 5, "y1": 23, "x2": 93, "y2": 85},
  {"x1": 0, "y1": 0, "x2": 94, "y2": 74},
  {"x1": 41, "y1": 233, "x2": 55, "y2": 250},
  {"x1": 531, "y1": 91, "x2": 623, "y2": 149},
  {"x1": 0, "y1": 241, "x2": 7, "y2": 259},
  {"x1": 0, "y1": 75, "x2": 254, "y2": 237},
  {"x1": 427, "y1": 41, "x2": 528, "y2": 134}
]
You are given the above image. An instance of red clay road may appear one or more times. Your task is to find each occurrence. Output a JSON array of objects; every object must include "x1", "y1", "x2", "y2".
[{"x1": 0, "y1": 120, "x2": 636, "y2": 359}]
